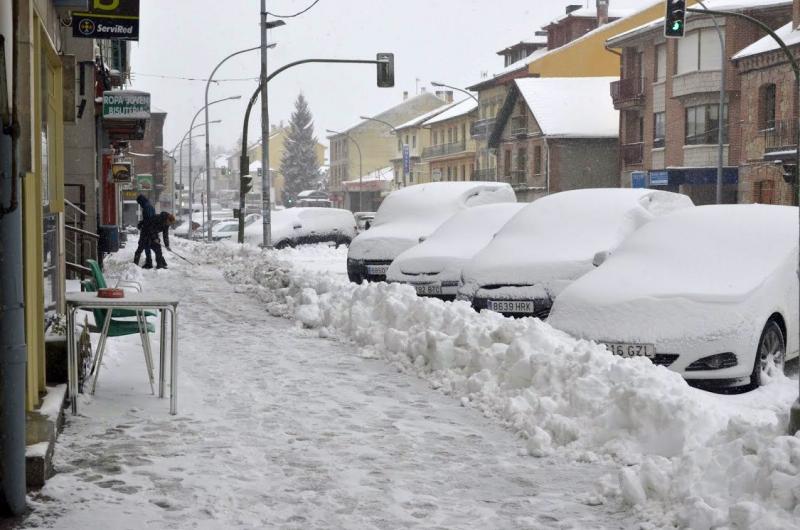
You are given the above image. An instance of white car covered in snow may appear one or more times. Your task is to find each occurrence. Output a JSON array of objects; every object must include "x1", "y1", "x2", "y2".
[
  {"x1": 548, "y1": 204, "x2": 799, "y2": 389},
  {"x1": 215, "y1": 207, "x2": 356, "y2": 248},
  {"x1": 347, "y1": 181, "x2": 516, "y2": 283},
  {"x1": 458, "y1": 188, "x2": 694, "y2": 318},
  {"x1": 386, "y1": 203, "x2": 525, "y2": 299}
]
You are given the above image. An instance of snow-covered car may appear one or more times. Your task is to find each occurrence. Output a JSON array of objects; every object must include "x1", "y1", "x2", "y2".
[
  {"x1": 211, "y1": 214, "x2": 262, "y2": 242},
  {"x1": 548, "y1": 204, "x2": 799, "y2": 389},
  {"x1": 386, "y1": 203, "x2": 525, "y2": 299},
  {"x1": 459, "y1": 188, "x2": 694, "y2": 318},
  {"x1": 229, "y1": 207, "x2": 356, "y2": 248},
  {"x1": 347, "y1": 181, "x2": 516, "y2": 283}
]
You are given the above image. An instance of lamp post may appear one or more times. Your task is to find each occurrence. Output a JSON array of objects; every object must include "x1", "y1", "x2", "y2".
[
  {"x1": 187, "y1": 95, "x2": 241, "y2": 238},
  {"x1": 430, "y1": 81, "x2": 480, "y2": 104},
  {"x1": 259, "y1": 8, "x2": 287, "y2": 248},
  {"x1": 327, "y1": 129, "x2": 363, "y2": 212},
  {"x1": 170, "y1": 120, "x2": 219, "y2": 221},
  {"x1": 359, "y1": 115, "x2": 407, "y2": 187}
]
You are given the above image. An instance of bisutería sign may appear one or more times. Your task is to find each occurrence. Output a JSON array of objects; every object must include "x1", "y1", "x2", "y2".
[
  {"x1": 72, "y1": 0, "x2": 140, "y2": 41},
  {"x1": 102, "y1": 90, "x2": 150, "y2": 120}
]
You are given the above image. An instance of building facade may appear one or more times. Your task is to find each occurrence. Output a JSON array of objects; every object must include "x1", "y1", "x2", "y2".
[{"x1": 421, "y1": 99, "x2": 479, "y2": 184}]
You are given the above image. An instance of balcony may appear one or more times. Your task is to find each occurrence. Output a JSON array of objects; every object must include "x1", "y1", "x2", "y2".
[
  {"x1": 473, "y1": 167, "x2": 497, "y2": 180},
  {"x1": 422, "y1": 140, "x2": 467, "y2": 159},
  {"x1": 471, "y1": 118, "x2": 496, "y2": 138},
  {"x1": 764, "y1": 120, "x2": 798, "y2": 153},
  {"x1": 622, "y1": 142, "x2": 644, "y2": 166},
  {"x1": 511, "y1": 169, "x2": 527, "y2": 184},
  {"x1": 610, "y1": 78, "x2": 647, "y2": 110},
  {"x1": 510, "y1": 116, "x2": 528, "y2": 137}
]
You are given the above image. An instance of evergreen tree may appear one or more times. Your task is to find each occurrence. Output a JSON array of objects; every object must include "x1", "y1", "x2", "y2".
[{"x1": 280, "y1": 93, "x2": 320, "y2": 205}]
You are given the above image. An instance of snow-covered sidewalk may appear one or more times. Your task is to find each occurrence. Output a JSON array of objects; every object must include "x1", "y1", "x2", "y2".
[{"x1": 21, "y1": 241, "x2": 634, "y2": 529}]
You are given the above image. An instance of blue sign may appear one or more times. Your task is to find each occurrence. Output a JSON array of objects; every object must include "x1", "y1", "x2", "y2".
[
  {"x1": 631, "y1": 171, "x2": 647, "y2": 189},
  {"x1": 402, "y1": 144, "x2": 410, "y2": 176},
  {"x1": 649, "y1": 170, "x2": 669, "y2": 186}
]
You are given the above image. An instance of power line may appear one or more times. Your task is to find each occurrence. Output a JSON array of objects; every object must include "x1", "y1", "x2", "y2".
[
  {"x1": 265, "y1": 0, "x2": 321, "y2": 18},
  {"x1": 130, "y1": 72, "x2": 259, "y2": 83}
]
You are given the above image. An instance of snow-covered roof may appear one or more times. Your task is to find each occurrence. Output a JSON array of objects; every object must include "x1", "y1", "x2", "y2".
[
  {"x1": 394, "y1": 104, "x2": 456, "y2": 131},
  {"x1": 496, "y1": 38, "x2": 547, "y2": 55},
  {"x1": 546, "y1": 7, "x2": 634, "y2": 26},
  {"x1": 607, "y1": 0, "x2": 792, "y2": 45},
  {"x1": 331, "y1": 93, "x2": 447, "y2": 136},
  {"x1": 733, "y1": 21, "x2": 800, "y2": 60},
  {"x1": 422, "y1": 99, "x2": 478, "y2": 126},
  {"x1": 343, "y1": 166, "x2": 394, "y2": 184},
  {"x1": 514, "y1": 77, "x2": 619, "y2": 138}
]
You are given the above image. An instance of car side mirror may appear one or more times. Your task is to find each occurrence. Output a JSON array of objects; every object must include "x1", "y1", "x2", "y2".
[
  {"x1": 592, "y1": 250, "x2": 610, "y2": 267},
  {"x1": 293, "y1": 223, "x2": 302, "y2": 230}
]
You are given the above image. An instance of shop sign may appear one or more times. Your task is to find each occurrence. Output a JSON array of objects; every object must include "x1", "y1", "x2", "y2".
[
  {"x1": 649, "y1": 170, "x2": 669, "y2": 186},
  {"x1": 136, "y1": 173, "x2": 153, "y2": 191},
  {"x1": 72, "y1": 0, "x2": 140, "y2": 41},
  {"x1": 630, "y1": 171, "x2": 647, "y2": 189},
  {"x1": 103, "y1": 90, "x2": 150, "y2": 120},
  {"x1": 121, "y1": 189, "x2": 138, "y2": 201},
  {"x1": 112, "y1": 161, "x2": 132, "y2": 182}
]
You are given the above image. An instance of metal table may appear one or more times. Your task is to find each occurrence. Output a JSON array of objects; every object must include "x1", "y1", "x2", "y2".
[{"x1": 65, "y1": 292, "x2": 179, "y2": 415}]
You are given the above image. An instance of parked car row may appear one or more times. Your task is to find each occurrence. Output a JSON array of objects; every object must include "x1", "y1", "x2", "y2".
[{"x1": 346, "y1": 182, "x2": 799, "y2": 390}]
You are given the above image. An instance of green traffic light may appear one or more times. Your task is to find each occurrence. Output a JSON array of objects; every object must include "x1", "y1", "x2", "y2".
[{"x1": 673, "y1": 21, "x2": 682, "y2": 31}]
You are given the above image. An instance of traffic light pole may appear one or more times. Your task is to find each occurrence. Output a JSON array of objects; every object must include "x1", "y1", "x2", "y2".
[
  {"x1": 687, "y1": 5, "x2": 800, "y2": 435},
  {"x1": 237, "y1": 55, "x2": 394, "y2": 244}
]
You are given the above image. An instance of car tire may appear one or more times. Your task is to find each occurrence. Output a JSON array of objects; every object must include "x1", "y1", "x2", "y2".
[
  {"x1": 749, "y1": 319, "x2": 786, "y2": 389},
  {"x1": 274, "y1": 240, "x2": 291, "y2": 250}
]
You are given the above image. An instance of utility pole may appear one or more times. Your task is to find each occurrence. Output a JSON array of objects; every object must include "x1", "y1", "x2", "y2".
[{"x1": 260, "y1": 1, "x2": 271, "y2": 249}]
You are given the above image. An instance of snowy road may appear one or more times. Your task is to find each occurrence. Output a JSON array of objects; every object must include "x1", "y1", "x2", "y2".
[{"x1": 22, "y1": 245, "x2": 633, "y2": 529}]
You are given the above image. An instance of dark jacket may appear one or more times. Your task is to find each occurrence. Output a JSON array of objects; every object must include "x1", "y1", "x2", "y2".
[
  {"x1": 140, "y1": 211, "x2": 172, "y2": 248},
  {"x1": 136, "y1": 194, "x2": 155, "y2": 221}
]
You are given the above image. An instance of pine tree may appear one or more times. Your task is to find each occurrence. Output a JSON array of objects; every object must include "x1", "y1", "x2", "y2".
[{"x1": 280, "y1": 93, "x2": 320, "y2": 205}]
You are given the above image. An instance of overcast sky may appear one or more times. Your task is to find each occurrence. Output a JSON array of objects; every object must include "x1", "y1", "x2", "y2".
[{"x1": 131, "y1": 0, "x2": 652, "y2": 162}]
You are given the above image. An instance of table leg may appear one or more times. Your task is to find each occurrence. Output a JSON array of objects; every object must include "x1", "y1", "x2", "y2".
[
  {"x1": 90, "y1": 308, "x2": 114, "y2": 395},
  {"x1": 137, "y1": 311, "x2": 156, "y2": 395},
  {"x1": 170, "y1": 306, "x2": 178, "y2": 415},
  {"x1": 67, "y1": 306, "x2": 77, "y2": 415},
  {"x1": 159, "y1": 308, "x2": 166, "y2": 398}
]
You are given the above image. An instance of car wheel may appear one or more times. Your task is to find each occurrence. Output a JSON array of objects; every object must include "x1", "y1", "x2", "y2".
[
  {"x1": 750, "y1": 319, "x2": 786, "y2": 388},
  {"x1": 274, "y1": 240, "x2": 291, "y2": 250}
]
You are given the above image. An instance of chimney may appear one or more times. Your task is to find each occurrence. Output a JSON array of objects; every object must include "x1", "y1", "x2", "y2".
[
  {"x1": 435, "y1": 90, "x2": 454, "y2": 103},
  {"x1": 403, "y1": 90, "x2": 408, "y2": 100},
  {"x1": 596, "y1": 0, "x2": 609, "y2": 26},
  {"x1": 566, "y1": 4, "x2": 581, "y2": 15}
]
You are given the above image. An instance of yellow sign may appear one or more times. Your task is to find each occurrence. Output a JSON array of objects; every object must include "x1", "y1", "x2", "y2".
[{"x1": 112, "y1": 161, "x2": 132, "y2": 182}]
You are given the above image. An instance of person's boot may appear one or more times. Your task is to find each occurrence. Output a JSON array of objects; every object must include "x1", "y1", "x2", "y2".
[
  {"x1": 142, "y1": 259, "x2": 153, "y2": 269},
  {"x1": 156, "y1": 258, "x2": 168, "y2": 270},
  {"x1": 133, "y1": 251, "x2": 141, "y2": 266}
]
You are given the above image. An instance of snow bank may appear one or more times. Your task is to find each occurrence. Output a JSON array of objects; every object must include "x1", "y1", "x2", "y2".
[{"x1": 178, "y1": 240, "x2": 800, "y2": 528}]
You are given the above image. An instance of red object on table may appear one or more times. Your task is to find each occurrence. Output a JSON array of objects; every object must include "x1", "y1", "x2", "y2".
[{"x1": 97, "y1": 287, "x2": 125, "y2": 298}]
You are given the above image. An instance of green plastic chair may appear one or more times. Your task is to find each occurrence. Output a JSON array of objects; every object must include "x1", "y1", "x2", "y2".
[
  {"x1": 86, "y1": 259, "x2": 155, "y2": 318},
  {"x1": 80, "y1": 279, "x2": 156, "y2": 394}
]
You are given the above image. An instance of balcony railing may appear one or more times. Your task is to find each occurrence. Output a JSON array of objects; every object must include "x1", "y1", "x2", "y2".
[
  {"x1": 511, "y1": 169, "x2": 527, "y2": 184},
  {"x1": 764, "y1": 120, "x2": 798, "y2": 152},
  {"x1": 610, "y1": 77, "x2": 647, "y2": 109},
  {"x1": 622, "y1": 142, "x2": 644, "y2": 166},
  {"x1": 422, "y1": 140, "x2": 467, "y2": 159},
  {"x1": 473, "y1": 167, "x2": 497, "y2": 180},
  {"x1": 471, "y1": 118, "x2": 496, "y2": 138},
  {"x1": 510, "y1": 115, "x2": 528, "y2": 137}
]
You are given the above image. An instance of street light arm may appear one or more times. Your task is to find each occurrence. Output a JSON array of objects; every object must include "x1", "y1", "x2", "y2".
[
  {"x1": 359, "y1": 115, "x2": 398, "y2": 134},
  {"x1": 430, "y1": 81, "x2": 479, "y2": 104}
]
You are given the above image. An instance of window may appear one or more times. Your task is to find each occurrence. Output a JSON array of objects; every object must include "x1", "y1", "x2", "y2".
[
  {"x1": 433, "y1": 131, "x2": 438, "y2": 145},
  {"x1": 448, "y1": 128, "x2": 453, "y2": 144},
  {"x1": 655, "y1": 44, "x2": 667, "y2": 83},
  {"x1": 534, "y1": 145, "x2": 542, "y2": 175},
  {"x1": 504, "y1": 150, "x2": 511, "y2": 177},
  {"x1": 638, "y1": 116, "x2": 644, "y2": 142},
  {"x1": 676, "y1": 28, "x2": 725, "y2": 74},
  {"x1": 405, "y1": 134, "x2": 409, "y2": 145},
  {"x1": 397, "y1": 138, "x2": 402, "y2": 152},
  {"x1": 447, "y1": 166, "x2": 452, "y2": 180},
  {"x1": 412, "y1": 134, "x2": 416, "y2": 148},
  {"x1": 653, "y1": 112, "x2": 666, "y2": 148},
  {"x1": 516, "y1": 147, "x2": 527, "y2": 182},
  {"x1": 760, "y1": 84, "x2": 777, "y2": 130},
  {"x1": 685, "y1": 104, "x2": 728, "y2": 145},
  {"x1": 461, "y1": 165, "x2": 466, "y2": 181}
]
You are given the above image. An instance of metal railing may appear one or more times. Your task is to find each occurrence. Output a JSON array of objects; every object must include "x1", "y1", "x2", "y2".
[
  {"x1": 764, "y1": 119, "x2": 798, "y2": 152},
  {"x1": 610, "y1": 77, "x2": 647, "y2": 109},
  {"x1": 65, "y1": 198, "x2": 98, "y2": 279},
  {"x1": 622, "y1": 142, "x2": 644, "y2": 165},
  {"x1": 422, "y1": 140, "x2": 467, "y2": 159},
  {"x1": 511, "y1": 168, "x2": 527, "y2": 184},
  {"x1": 470, "y1": 118, "x2": 496, "y2": 138},
  {"x1": 511, "y1": 115, "x2": 528, "y2": 136},
  {"x1": 473, "y1": 167, "x2": 497, "y2": 180}
]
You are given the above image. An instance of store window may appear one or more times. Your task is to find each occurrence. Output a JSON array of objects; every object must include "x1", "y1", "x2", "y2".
[{"x1": 685, "y1": 104, "x2": 728, "y2": 145}]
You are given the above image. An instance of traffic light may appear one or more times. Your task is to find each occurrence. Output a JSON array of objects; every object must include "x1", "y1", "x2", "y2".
[
  {"x1": 240, "y1": 174, "x2": 253, "y2": 195},
  {"x1": 377, "y1": 53, "x2": 394, "y2": 88},
  {"x1": 664, "y1": 0, "x2": 686, "y2": 38}
]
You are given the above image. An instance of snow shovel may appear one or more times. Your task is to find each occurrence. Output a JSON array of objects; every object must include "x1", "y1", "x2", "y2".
[{"x1": 167, "y1": 248, "x2": 195, "y2": 265}]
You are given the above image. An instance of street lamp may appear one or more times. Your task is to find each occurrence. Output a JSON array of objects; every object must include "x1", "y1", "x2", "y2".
[
  {"x1": 170, "y1": 120, "x2": 220, "y2": 221},
  {"x1": 431, "y1": 81, "x2": 479, "y2": 104},
  {"x1": 187, "y1": 95, "x2": 241, "y2": 238},
  {"x1": 204, "y1": 43, "x2": 275, "y2": 242},
  {"x1": 327, "y1": 128, "x2": 363, "y2": 212},
  {"x1": 259, "y1": 10, "x2": 287, "y2": 248},
  {"x1": 359, "y1": 115, "x2": 408, "y2": 188}
]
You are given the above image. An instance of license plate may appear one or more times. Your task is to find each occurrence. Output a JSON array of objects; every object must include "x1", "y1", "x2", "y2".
[
  {"x1": 415, "y1": 283, "x2": 442, "y2": 295},
  {"x1": 366, "y1": 264, "x2": 389, "y2": 275},
  {"x1": 487, "y1": 300, "x2": 534, "y2": 313},
  {"x1": 605, "y1": 342, "x2": 655, "y2": 358}
]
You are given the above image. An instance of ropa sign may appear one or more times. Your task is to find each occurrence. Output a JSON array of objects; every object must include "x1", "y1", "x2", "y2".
[{"x1": 102, "y1": 90, "x2": 150, "y2": 120}]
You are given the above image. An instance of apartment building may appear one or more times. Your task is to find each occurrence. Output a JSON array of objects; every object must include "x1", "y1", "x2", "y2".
[
  {"x1": 491, "y1": 77, "x2": 620, "y2": 202},
  {"x1": 733, "y1": 4, "x2": 800, "y2": 205},
  {"x1": 422, "y1": 99, "x2": 479, "y2": 183},
  {"x1": 389, "y1": 104, "x2": 454, "y2": 189},
  {"x1": 606, "y1": 0, "x2": 792, "y2": 204}
]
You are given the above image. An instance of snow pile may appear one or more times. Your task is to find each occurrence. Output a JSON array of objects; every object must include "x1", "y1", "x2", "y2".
[{"x1": 176, "y1": 240, "x2": 800, "y2": 527}]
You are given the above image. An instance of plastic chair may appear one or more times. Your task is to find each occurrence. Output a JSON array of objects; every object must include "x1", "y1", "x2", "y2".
[
  {"x1": 86, "y1": 259, "x2": 155, "y2": 318},
  {"x1": 80, "y1": 279, "x2": 157, "y2": 395}
]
